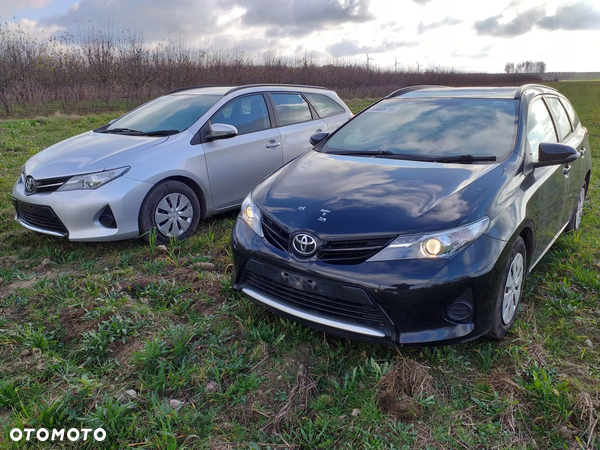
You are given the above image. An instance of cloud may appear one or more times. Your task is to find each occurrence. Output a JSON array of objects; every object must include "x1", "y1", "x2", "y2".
[
  {"x1": 329, "y1": 38, "x2": 417, "y2": 57},
  {"x1": 474, "y1": 5, "x2": 546, "y2": 37},
  {"x1": 538, "y1": 1, "x2": 600, "y2": 31},
  {"x1": 411, "y1": 0, "x2": 434, "y2": 4},
  {"x1": 39, "y1": 0, "x2": 225, "y2": 42},
  {"x1": 474, "y1": 1, "x2": 600, "y2": 37},
  {"x1": 418, "y1": 17, "x2": 461, "y2": 34},
  {"x1": 233, "y1": 0, "x2": 375, "y2": 38}
]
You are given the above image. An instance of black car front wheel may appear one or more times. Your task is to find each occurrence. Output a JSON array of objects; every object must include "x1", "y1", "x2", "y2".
[
  {"x1": 486, "y1": 236, "x2": 526, "y2": 340},
  {"x1": 139, "y1": 180, "x2": 201, "y2": 243}
]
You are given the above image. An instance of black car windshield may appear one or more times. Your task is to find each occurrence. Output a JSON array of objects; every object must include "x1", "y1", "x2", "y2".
[
  {"x1": 323, "y1": 98, "x2": 520, "y2": 162},
  {"x1": 102, "y1": 94, "x2": 221, "y2": 134}
]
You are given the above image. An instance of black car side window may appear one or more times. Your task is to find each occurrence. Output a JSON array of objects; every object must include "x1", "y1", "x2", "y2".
[
  {"x1": 527, "y1": 99, "x2": 557, "y2": 161},
  {"x1": 271, "y1": 93, "x2": 313, "y2": 126},
  {"x1": 559, "y1": 97, "x2": 580, "y2": 129},
  {"x1": 211, "y1": 94, "x2": 270, "y2": 135},
  {"x1": 546, "y1": 97, "x2": 572, "y2": 141}
]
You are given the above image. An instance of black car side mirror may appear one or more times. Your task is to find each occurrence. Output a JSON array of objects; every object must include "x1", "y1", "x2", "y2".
[
  {"x1": 532, "y1": 143, "x2": 579, "y2": 168},
  {"x1": 207, "y1": 123, "x2": 238, "y2": 142},
  {"x1": 310, "y1": 132, "x2": 330, "y2": 146}
]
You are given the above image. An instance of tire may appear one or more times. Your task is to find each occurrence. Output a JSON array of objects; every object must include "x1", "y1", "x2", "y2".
[
  {"x1": 139, "y1": 180, "x2": 201, "y2": 244},
  {"x1": 565, "y1": 181, "x2": 587, "y2": 232},
  {"x1": 486, "y1": 236, "x2": 526, "y2": 340}
]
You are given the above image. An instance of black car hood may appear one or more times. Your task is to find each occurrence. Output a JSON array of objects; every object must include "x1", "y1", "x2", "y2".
[{"x1": 253, "y1": 151, "x2": 504, "y2": 237}]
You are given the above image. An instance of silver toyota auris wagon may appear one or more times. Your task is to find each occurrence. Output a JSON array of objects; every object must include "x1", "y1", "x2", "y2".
[{"x1": 13, "y1": 84, "x2": 352, "y2": 243}]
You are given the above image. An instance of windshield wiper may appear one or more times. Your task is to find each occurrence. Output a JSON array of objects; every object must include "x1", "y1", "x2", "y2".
[
  {"x1": 372, "y1": 153, "x2": 497, "y2": 163},
  {"x1": 142, "y1": 130, "x2": 180, "y2": 136},
  {"x1": 322, "y1": 149, "x2": 394, "y2": 156},
  {"x1": 100, "y1": 127, "x2": 143, "y2": 134}
]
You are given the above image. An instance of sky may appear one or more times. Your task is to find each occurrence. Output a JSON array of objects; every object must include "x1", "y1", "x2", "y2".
[{"x1": 2, "y1": 0, "x2": 600, "y2": 73}]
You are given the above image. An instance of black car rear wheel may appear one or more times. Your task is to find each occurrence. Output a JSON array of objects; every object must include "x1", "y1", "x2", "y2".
[
  {"x1": 139, "y1": 180, "x2": 201, "y2": 243},
  {"x1": 486, "y1": 236, "x2": 526, "y2": 340}
]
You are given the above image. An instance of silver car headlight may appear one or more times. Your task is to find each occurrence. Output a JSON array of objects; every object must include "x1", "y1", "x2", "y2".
[
  {"x1": 57, "y1": 167, "x2": 130, "y2": 191},
  {"x1": 239, "y1": 193, "x2": 263, "y2": 237},
  {"x1": 368, "y1": 217, "x2": 490, "y2": 261}
]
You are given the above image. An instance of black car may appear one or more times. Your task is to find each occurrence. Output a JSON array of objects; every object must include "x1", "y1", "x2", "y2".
[{"x1": 231, "y1": 84, "x2": 592, "y2": 346}]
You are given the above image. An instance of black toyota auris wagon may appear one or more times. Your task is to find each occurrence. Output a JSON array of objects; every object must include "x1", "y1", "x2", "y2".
[{"x1": 231, "y1": 84, "x2": 592, "y2": 346}]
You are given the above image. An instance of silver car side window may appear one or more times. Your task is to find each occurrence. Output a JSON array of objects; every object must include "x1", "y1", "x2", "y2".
[
  {"x1": 527, "y1": 98, "x2": 557, "y2": 161},
  {"x1": 211, "y1": 94, "x2": 270, "y2": 135}
]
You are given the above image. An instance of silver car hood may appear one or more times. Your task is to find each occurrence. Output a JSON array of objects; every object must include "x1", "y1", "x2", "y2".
[{"x1": 25, "y1": 131, "x2": 169, "y2": 179}]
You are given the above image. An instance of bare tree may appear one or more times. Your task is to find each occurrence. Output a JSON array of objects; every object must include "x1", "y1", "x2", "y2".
[{"x1": 0, "y1": 23, "x2": 39, "y2": 114}]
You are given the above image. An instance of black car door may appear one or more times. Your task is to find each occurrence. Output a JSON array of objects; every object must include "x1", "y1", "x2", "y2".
[
  {"x1": 526, "y1": 97, "x2": 565, "y2": 264},
  {"x1": 545, "y1": 95, "x2": 585, "y2": 218}
]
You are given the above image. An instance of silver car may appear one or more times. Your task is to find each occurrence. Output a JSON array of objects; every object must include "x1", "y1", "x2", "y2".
[{"x1": 12, "y1": 84, "x2": 352, "y2": 242}]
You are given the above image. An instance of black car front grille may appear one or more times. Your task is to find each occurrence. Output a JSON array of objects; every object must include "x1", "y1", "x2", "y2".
[
  {"x1": 14, "y1": 199, "x2": 68, "y2": 235},
  {"x1": 245, "y1": 270, "x2": 389, "y2": 328},
  {"x1": 319, "y1": 237, "x2": 394, "y2": 263},
  {"x1": 261, "y1": 214, "x2": 394, "y2": 264},
  {"x1": 262, "y1": 214, "x2": 290, "y2": 251}
]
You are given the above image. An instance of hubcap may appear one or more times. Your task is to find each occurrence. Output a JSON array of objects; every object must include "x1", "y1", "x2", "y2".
[
  {"x1": 502, "y1": 252, "x2": 524, "y2": 325},
  {"x1": 575, "y1": 187, "x2": 585, "y2": 230},
  {"x1": 154, "y1": 193, "x2": 194, "y2": 237}
]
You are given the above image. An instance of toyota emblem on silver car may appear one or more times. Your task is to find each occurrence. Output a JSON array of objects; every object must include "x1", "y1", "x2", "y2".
[
  {"x1": 292, "y1": 233, "x2": 318, "y2": 257},
  {"x1": 25, "y1": 176, "x2": 36, "y2": 193}
]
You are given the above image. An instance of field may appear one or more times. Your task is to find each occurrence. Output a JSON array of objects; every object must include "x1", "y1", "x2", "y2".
[{"x1": 0, "y1": 86, "x2": 598, "y2": 449}]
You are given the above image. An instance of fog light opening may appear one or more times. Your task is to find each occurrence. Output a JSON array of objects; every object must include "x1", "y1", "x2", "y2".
[{"x1": 96, "y1": 205, "x2": 117, "y2": 229}]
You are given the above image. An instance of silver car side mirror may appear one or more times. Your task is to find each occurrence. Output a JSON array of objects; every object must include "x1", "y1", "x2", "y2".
[{"x1": 208, "y1": 123, "x2": 238, "y2": 141}]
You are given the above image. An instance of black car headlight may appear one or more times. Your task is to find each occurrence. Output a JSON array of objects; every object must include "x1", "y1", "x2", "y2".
[
  {"x1": 239, "y1": 193, "x2": 263, "y2": 237},
  {"x1": 368, "y1": 217, "x2": 490, "y2": 261},
  {"x1": 58, "y1": 167, "x2": 130, "y2": 191}
]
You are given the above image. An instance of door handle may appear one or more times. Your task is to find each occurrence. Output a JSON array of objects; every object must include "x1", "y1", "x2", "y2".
[
  {"x1": 563, "y1": 165, "x2": 571, "y2": 176},
  {"x1": 265, "y1": 140, "x2": 281, "y2": 149}
]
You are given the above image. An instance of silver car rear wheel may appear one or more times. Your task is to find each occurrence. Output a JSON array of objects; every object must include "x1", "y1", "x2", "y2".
[{"x1": 154, "y1": 193, "x2": 194, "y2": 237}]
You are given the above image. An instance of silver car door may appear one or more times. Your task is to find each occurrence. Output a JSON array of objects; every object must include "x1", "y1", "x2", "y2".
[
  {"x1": 268, "y1": 92, "x2": 327, "y2": 163},
  {"x1": 203, "y1": 93, "x2": 283, "y2": 209}
]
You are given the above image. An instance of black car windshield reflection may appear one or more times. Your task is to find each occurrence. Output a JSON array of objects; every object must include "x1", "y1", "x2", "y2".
[{"x1": 323, "y1": 98, "x2": 519, "y2": 161}]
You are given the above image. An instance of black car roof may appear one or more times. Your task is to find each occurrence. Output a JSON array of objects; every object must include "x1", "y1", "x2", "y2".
[{"x1": 388, "y1": 84, "x2": 558, "y2": 100}]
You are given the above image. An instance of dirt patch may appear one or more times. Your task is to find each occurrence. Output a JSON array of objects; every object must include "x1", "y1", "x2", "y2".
[
  {"x1": 59, "y1": 308, "x2": 104, "y2": 341},
  {"x1": 112, "y1": 338, "x2": 145, "y2": 369},
  {"x1": 375, "y1": 354, "x2": 434, "y2": 419}
]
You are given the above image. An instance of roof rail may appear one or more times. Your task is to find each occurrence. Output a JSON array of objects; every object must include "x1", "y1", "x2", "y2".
[
  {"x1": 225, "y1": 84, "x2": 328, "y2": 95},
  {"x1": 386, "y1": 85, "x2": 451, "y2": 98},
  {"x1": 168, "y1": 85, "x2": 216, "y2": 94},
  {"x1": 514, "y1": 83, "x2": 558, "y2": 99}
]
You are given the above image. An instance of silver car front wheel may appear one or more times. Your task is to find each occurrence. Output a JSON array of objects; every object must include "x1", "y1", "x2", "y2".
[
  {"x1": 155, "y1": 193, "x2": 194, "y2": 237},
  {"x1": 139, "y1": 180, "x2": 202, "y2": 243}
]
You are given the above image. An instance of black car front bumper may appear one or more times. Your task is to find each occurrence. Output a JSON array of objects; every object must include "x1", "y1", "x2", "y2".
[{"x1": 232, "y1": 219, "x2": 511, "y2": 346}]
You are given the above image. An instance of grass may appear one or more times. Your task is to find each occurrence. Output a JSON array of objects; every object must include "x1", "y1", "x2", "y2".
[{"x1": 0, "y1": 86, "x2": 599, "y2": 449}]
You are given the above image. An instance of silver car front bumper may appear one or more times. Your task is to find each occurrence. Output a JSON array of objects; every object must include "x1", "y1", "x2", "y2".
[{"x1": 12, "y1": 176, "x2": 154, "y2": 242}]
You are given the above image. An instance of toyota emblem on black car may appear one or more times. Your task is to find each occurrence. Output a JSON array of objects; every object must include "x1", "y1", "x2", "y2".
[
  {"x1": 292, "y1": 233, "x2": 318, "y2": 257},
  {"x1": 25, "y1": 176, "x2": 35, "y2": 193}
]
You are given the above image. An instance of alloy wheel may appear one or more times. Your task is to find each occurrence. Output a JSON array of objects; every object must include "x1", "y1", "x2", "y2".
[
  {"x1": 575, "y1": 187, "x2": 585, "y2": 230},
  {"x1": 502, "y1": 252, "x2": 524, "y2": 325},
  {"x1": 154, "y1": 193, "x2": 194, "y2": 237}
]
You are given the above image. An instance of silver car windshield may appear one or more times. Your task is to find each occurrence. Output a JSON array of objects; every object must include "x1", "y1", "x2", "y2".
[
  {"x1": 105, "y1": 94, "x2": 221, "y2": 134},
  {"x1": 323, "y1": 98, "x2": 520, "y2": 162}
]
